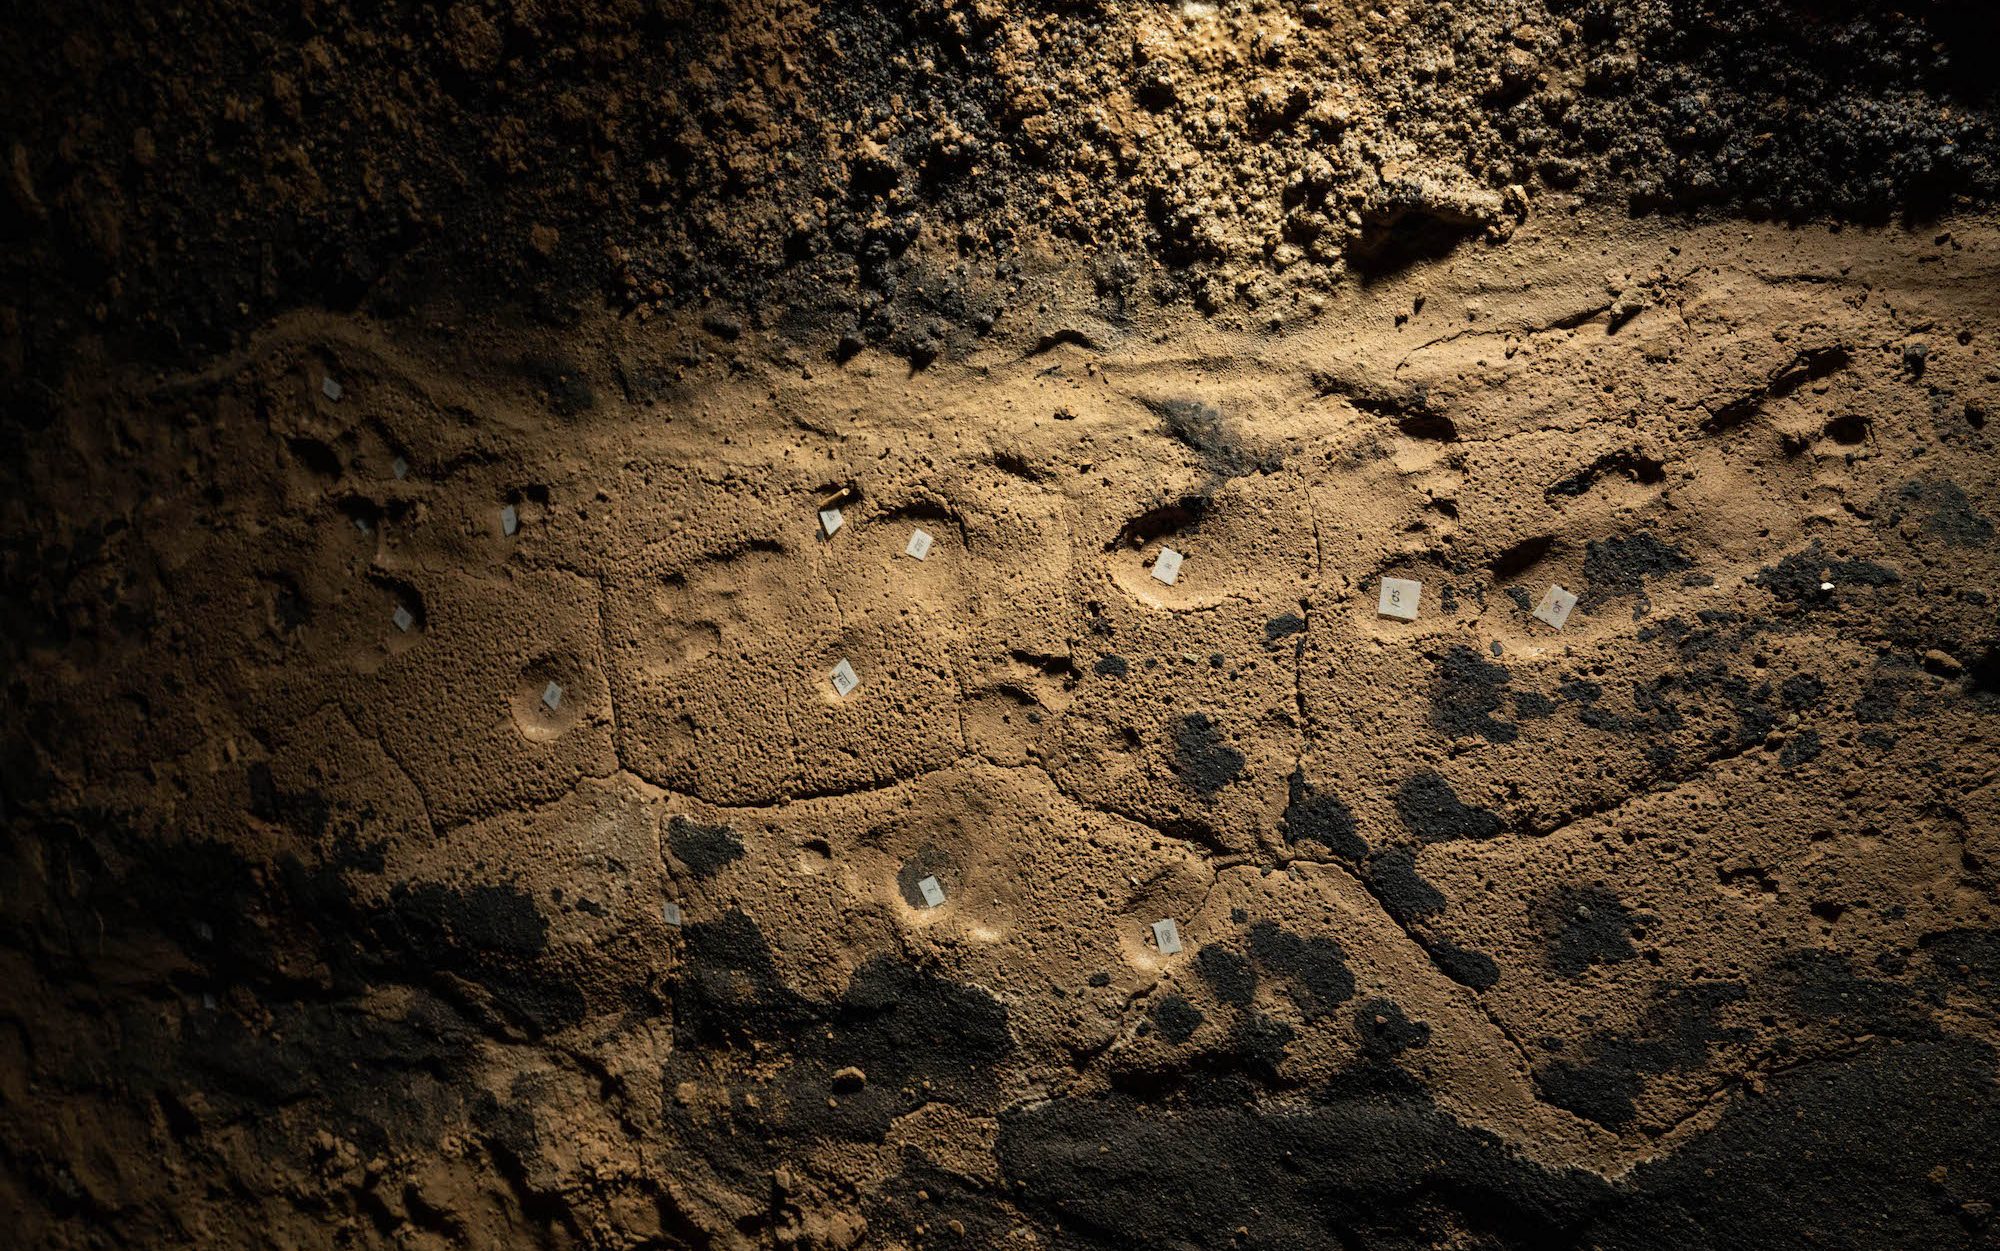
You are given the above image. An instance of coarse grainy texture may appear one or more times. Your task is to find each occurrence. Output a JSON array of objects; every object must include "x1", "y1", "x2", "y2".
[{"x1": 3, "y1": 3, "x2": 2000, "y2": 1250}]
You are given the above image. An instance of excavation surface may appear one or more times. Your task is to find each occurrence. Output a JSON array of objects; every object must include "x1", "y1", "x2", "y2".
[{"x1": 4, "y1": 208, "x2": 1998, "y2": 1247}]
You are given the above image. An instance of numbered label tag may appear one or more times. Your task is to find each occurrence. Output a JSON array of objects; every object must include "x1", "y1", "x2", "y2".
[
  {"x1": 819, "y1": 507, "x2": 844, "y2": 537},
  {"x1": 1377, "y1": 577, "x2": 1421, "y2": 621},
  {"x1": 1531, "y1": 584, "x2": 1577, "y2": 630},
  {"x1": 392, "y1": 605, "x2": 414, "y2": 633},
  {"x1": 905, "y1": 529, "x2": 934, "y2": 561},
  {"x1": 391, "y1": 456, "x2": 409, "y2": 481},
  {"x1": 1151, "y1": 918, "x2": 1183, "y2": 955},
  {"x1": 917, "y1": 875, "x2": 946, "y2": 908},
  {"x1": 1151, "y1": 546, "x2": 1185, "y2": 586},
  {"x1": 501, "y1": 504, "x2": 519, "y2": 536},
  {"x1": 541, "y1": 681, "x2": 564, "y2": 711},
  {"x1": 830, "y1": 659, "x2": 860, "y2": 697},
  {"x1": 321, "y1": 376, "x2": 343, "y2": 401},
  {"x1": 662, "y1": 901, "x2": 683, "y2": 928}
]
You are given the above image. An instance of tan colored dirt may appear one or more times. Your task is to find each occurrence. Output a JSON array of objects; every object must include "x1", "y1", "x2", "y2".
[{"x1": 3, "y1": 204, "x2": 1997, "y2": 1247}]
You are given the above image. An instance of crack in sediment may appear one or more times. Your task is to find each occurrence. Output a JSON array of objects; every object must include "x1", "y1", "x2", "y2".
[
  {"x1": 1306, "y1": 851, "x2": 1543, "y2": 1084},
  {"x1": 1393, "y1": 302, "x2": 1616, "y2": 369},
  {"x1": 1301, "y1": 482, "x2": 1327, "y2": 579},
  {"x1": 586, "y1": 572, "x2": 637, "y2": 779},
  {"x1": 1626, "y1": 1032, "x2": 1906, "y2": 1179},
  {"x1": 330, "y1": 701, "x2": 443, "y2": 838},
  {"x1": 1511, "y1": 734, "x2": 1770, "y2": 843}
]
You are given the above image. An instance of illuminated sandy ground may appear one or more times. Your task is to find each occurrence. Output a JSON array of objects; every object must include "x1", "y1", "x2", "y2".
[{"x1": 4, "y1": 3, "x2": 1999, "y2": 1248}]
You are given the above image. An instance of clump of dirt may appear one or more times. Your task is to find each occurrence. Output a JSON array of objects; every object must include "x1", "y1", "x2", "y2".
[{"x1": 3, "y1": 0, "x2": 1996, "y2": 384}]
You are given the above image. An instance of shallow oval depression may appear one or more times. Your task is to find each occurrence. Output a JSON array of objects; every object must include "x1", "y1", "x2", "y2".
[{"x1": 513, "y1": 657, "x2": 582, "y2": 742}]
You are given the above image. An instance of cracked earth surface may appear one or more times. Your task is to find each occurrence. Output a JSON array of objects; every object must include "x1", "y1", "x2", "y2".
[{"x1": 5, "y1": 208, "x2": 2000, "y2": 1247}]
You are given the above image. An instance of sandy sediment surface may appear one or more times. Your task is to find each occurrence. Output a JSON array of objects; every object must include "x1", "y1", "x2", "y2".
[
  {"x1": 4, "y1": 1, "x2": 2000, "y2": 1247},
  {"x1": 4, "y1": 205, "x2": 1998, "y2": 1247}
]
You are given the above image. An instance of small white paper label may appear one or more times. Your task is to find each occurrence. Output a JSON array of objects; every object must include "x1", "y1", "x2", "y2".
[
  {"x1": 917, "y1": 875, "x2": 946, "y2": 907},
  {"x1": 355, "y1": 517, "x2": 371, "y2": 534},
  {"x1": 1531, "y1": 584, "x2": 1577, "y2": 630},
  {"x1": 819, "y1": 507, "x2": 844, "y2": 537},
  {"x1": 391, "y1": 457, "x2": 408, "y2": 480},
  {"x1": 1151, "y1": 546, "x2": 1184, "y2": 586},
  {"x1": 501, "y1": 505, "x2": 519, "y2": 536},
  {"x1": 905, "y1": 529, "x2": 934, "y2": 560},
  {"x1": 830, "y1": 659, "x2": 860, "y2": 697},
  {"x1": 662, "y1": 901, "x2": 683, "y2": 928},
  {"x1": 541, "y1": 681, "x2": 564, "y2": 711},
  {"x1": 392, "y1": 605, "x2": 414, "y2": 633},
  {"x1": 321, "y1": 376, "x2": 343, "y2": 401},
  {"x1": 1378, "y1": 577, "x2": 1421, "y2": 621},
  {"x1": 1151, "y1": 918, "x2": 1182, "y2": 955}
]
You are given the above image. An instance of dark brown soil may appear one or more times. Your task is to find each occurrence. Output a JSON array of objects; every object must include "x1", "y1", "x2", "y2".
[{"x1": 4, "y1": 0, "x2": 1997, "y2": 382}]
